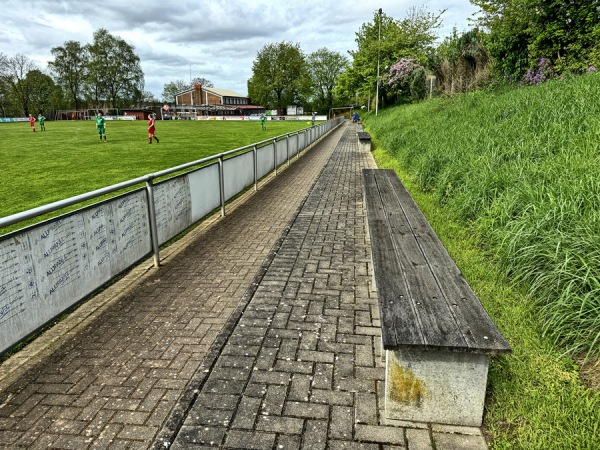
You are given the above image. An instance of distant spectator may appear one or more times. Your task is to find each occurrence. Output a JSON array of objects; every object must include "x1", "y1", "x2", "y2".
[{"x1": 311, "y1": 112, "x2": 316, "y2": 127}]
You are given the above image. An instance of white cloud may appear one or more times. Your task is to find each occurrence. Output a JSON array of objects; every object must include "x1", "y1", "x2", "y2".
[{"x1": 0, "y1": 0, "x2": 478, "y2": 98}]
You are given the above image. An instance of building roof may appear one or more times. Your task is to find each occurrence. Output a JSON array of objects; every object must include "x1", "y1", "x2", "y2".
[
  {"x1": 205, "y1": 87, "x2": 246, "y2": 98},
  {"x1": 176, "y1": 86, "x2": 247, "y2": 98}
]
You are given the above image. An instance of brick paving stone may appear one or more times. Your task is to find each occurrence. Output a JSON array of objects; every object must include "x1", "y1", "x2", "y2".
[
  {"x1": 224, "y1": 429, "x2": 276, "y2": 449},
  {"x1": 283, "y1": 401, "x2": 329, "y2": 420},
  {"x1": 255, "y1": 415, "x2": 304, "y2": 434},
  {"x1": 432, "y1": 432, "x2": 489, "y2": 450},
  {"x1": 355, "y1": 392, "x2": 379, "y2": 425},
  {"x1": 302, "y1": 419, "x2": 328, "y2": 450},
  {"x1": 406, "y1": 428, "x2": 434, "y2": 450},
  {"x1": 355, "y1": 424, "x2": 405, "y2": 445}
]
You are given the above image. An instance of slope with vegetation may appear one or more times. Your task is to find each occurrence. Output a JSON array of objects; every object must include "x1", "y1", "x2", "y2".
[{"x1": 363, "y1": 73, "x2": 600, "y2": 449}]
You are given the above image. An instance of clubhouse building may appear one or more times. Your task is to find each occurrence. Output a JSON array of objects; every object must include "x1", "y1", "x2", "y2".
[{"x1": 173, "y1": 85, "x2": 265, "y2": 119}]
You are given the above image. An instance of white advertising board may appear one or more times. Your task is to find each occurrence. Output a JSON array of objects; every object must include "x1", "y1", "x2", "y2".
[{"x1": 0, "y1": 190, "x2": 151, "y2": 353}]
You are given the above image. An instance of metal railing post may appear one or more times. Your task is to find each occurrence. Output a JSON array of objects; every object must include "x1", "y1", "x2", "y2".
[
  {"x1": 218, "y1": 155, "x2": 225, "y2": 216},
  {"x1": 274, "y1": 139, "x2": 278, "y2": 176},
  {"x1": 145, "y1": 178, "x2": 161, "y2": 268},
  {"x1": 253, "y1": 145, "x2": 258, "y2": 191},
  {"x1": 286, "y1": 135, "x2": 290, "y2": 166}
]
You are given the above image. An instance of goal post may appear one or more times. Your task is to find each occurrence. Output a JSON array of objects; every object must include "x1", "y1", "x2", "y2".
[{"x1": 329, "y1": 106, "x2": 354, "y2": 120}]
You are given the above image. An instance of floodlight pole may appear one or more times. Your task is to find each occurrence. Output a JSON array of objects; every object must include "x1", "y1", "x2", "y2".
[{"x1": 375, "y1": 8, "x2": 382, "y2": 116}]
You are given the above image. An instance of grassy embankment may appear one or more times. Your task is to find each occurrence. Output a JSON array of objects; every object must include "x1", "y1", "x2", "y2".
[
  {"x1": 363, "y1": 74, "x2": 600, "y2": 449},
  {"x1": 1, "y1": 119, "x2": 310, "y2": 233}
]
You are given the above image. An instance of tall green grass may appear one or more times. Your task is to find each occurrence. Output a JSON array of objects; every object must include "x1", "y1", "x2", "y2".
[
  {"x1": 371, "y1": 148, "x2": 599, "y2": 449},
  {"x1": 364, "y1": 73, "x2": 600, "y2": 359}
]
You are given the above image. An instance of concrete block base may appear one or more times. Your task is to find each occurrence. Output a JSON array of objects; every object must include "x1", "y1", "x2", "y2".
[
  {"x1": 385, "y1": 348, "x2": 490, "y2": 427},
  {"x1": 358, "y1": 141, "x2": 372, "y2": 152}
]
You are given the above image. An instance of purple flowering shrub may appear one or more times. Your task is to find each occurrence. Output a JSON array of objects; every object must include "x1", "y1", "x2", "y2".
[
  {"x1": 388, "y1": 58, "x2": 427, "y2": 100},
  {"x1": 523, "y1": 58, "x2": 556, "y2": 85},
  {"x1": 388, "y1": 58, "x2": 425, "y2": 89}
]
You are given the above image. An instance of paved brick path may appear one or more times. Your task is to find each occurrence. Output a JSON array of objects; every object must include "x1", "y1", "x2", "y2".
[
  {"x1": 0, "y1": 123, "x2": 488, "y2": 449},
  {"x1": 167, "y1": 126, "x2": 488, "y2": 450}
]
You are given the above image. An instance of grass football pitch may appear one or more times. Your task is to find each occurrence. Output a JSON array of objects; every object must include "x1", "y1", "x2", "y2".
[{"x1": 1, "y1": 119, "x2": 313, "y2": 227}]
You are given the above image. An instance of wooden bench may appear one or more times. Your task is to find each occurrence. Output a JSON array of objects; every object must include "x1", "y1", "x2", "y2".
[{"x1": 362, "y1": 169, "x2": 511, "y2": 427}]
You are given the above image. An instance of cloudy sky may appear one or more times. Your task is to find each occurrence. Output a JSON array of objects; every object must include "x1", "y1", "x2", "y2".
[{"x1": 1, "y1": 0, "x2": 479, "y2": 99}]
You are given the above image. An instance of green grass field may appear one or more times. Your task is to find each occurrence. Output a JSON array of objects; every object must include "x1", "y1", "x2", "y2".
[{"x1": 1, "y1": 119, "x2": 311, "y2": 223}]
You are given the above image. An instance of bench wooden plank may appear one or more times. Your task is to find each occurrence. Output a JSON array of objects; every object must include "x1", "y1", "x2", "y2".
[
  {"x1": 363, "y1": 169, "x2": 511, "y2": 354},
  {"x1": 363, "y1": 170, "x2": 424, "y2": 347},
  {"x1": 378, "y1": 170, "x2": 511, "y2": 354},
  {"x1": 374, "y1": 172, "x2": 468, "y2": 350}
]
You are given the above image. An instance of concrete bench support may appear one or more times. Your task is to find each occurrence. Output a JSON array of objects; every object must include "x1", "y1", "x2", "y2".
[
  {"x1": 357, "y1": 131, "x2": 371, "y2": 152},
  {"x1": 386, "y1": 348, "x2": 490, "y2": 426}
]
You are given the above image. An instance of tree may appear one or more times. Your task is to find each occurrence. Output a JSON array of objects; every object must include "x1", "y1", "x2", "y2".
[
  {"x1": 25, "y1": 70, "x2": 58, "y2": 115},
  {"x1": 341, "y1": 7, "x2": 443, "y2": 108},
  {"x1": 190, "y1": 77, "x2": 213, "y2": 88},
  {"x1": 248, "y1": 42, "x2": 307, "y2": 111},
  {"x1": 527, "y1": 0, "x2": 600, "y2": 73},
  {"x1": 161, "y1": 77, "x2": 214, "y2": 103},
  {"x1": 49, "y1": 40, "x2": 88, "y2": 111},
  {"x1": 387, "y1": 58, "x2": 427, "y2": 101},
  {"x1": 85, "y1": 29, "x2": 144, "y2": 109},
  {"x1": 0, "y1": 52, "x2": 12, "y2": 116},
  {"x1": 3, "y1": 54, "x2": 38, "y2": 115},
  {"x1": 306, "y1": 48, "x2": 348, "y2": 113},
  {"x1": 471, "y1": 0, "x2": 600, "y2": 78},
  {"x1": 162, "y1": 80, "x2": 188, "y2": 103},
  {"x1": 142, "y1": 90, "x2": 158, "y2": 104}
]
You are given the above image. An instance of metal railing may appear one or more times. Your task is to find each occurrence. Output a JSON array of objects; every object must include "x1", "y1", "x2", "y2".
[{"x1": 0, "y1": 118, "x2": 343, "y2": 354}]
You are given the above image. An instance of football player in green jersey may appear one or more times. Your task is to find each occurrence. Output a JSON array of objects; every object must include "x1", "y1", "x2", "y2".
[{"x1": 95, "y1": 112, "x2": 106, "y2": 141}]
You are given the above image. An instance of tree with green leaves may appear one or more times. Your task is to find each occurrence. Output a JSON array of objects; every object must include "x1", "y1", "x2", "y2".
[
  {"x1": 306, "y1": 48, "x2": 348, "y2": 113},
  {"x1": 338, "y1": 7, "x2": 443, "y2": 108},
  {"x1": 471, "y1": 0, "x2": 600, "y2": 78},
  {"x1": 247, "y1": 42, "x2": 308, "y2": 111},
  {"x1": 48, "y1": 40, "x2": 88, "y2": 111},
  {"x1": 190, "y1": 77, "x2": 214, "y2": 88},
  {"x1": 85, "y1": 28, "x2": 144, "y2": 109},
  {"x1": 387, "y1": 57, "x2": 427, "y2": 101},
  {"x1": 25, "y1": 70, "x2": 60, "y2": 116},
  {"x1": 162, "y1": 80, "x2": 188, "y2": 103},
  {"x1": 0, "y1": 52, "x2": 12, "y2": 116}
]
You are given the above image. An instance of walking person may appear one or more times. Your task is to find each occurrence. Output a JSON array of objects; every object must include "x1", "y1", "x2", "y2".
[
  {"x1": 95, "y1": 112, "x2": 107, "y2": 142},
  {"x1": 38, "y1": 113, "x2": 46, "y2": 131},
  {"x1": 311, "y1": 111, "x2": 316, "y2": 127},
  {"x1": 28, "y1": 114, "x2": 36, "y2": 132},
  {"x1": 148, "y1": 113, "x2": 159, "y2": 143}
]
